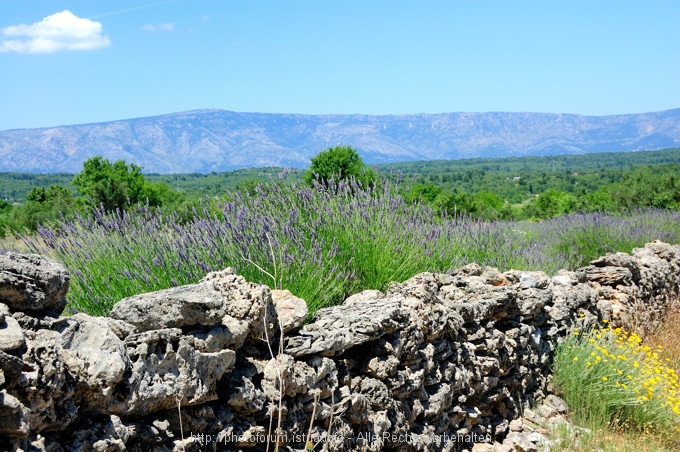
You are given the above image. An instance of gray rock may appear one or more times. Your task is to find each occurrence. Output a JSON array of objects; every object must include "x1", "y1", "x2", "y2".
[
  {"x1": 455, "y1": 263, "x2": 483, "y2": 276},
  {"x1": 61, "y1": 415, "x2": 134, "y2": 452},
  {"x1": 0, "y1": 253, "x2": 70, "y2": 314},
  {"x1": 104, "y1": 318, "x2": 138, "y2": 341},
  {"x1": 583, "y1": 265, "x2": 633, "y2": 285},
  {"x1": 503, "y1": 431, "x2": 538, "y2": 452},
  {"x1": 285, "y1": 298, "x2": 410, "y2": 357},
  {"x1": 0, "y1": 349, "x2": 27, "y2": 384},
  {"x1": 590, "y1": 252, "x2": 639, "y2": 272},
  {"x1": 508, "y1": 419, "x2": 523, "y2": 432},
  {"x1": 0, "y1": 389, "x2": 29, "y2": 437},
  {"x1": 262, "y1": 353, "x2": 317, "y2": 399},
  {"x1": 537, "y1": 403, "x2": 558, "y2": 419},
  {"x1": 0, "y1": 302, "x2": 25, "y2": 352},
  {"x1": 366, "y1": 355, "x2": 400, "y2": 379},
  {"x1": 111, "y1": 268, "x2": 277, "y2": 342},
  {"x1": 228, "y1": 376, "x2": 266, "y2": 414},
  {"x1": 515, "y1": 289, "x2": 551, "y2": 317},
  {"x1": 643, "y1": 240, "x2": 680, "y2": 261},
  {"x1": 200, "y1": 269, "x2": 277, "y2": 341},
  {"x1": 519, "y1": 274, "x2": 539, "y2": 289},
  {"x1": 544, "y1": 394, "x2": 568, "y2": 414},
  {"x1": 109, "y1": 282, "x2": 228, "y2": 332},
  {"x1": 551, "y1": 275, "x2": 572, "y2": 287},
  {"x1": 343, "y1": 289, "x2": 384, "y2": 305},
  {"x1": 20, "y1": 328, "x2": 79, "y2": 433},
  {"x1": 186, "y1": 315, "x2": 249, "y2": 353},
  {"x1": 271, "y1": 289, "x2": 308, "y2": 333},
  {"x1": 354, "y1": 377, "x2": 392, "y2": 410},
  {"x1": 482, "y1": 267, "x2": 508, "y2": 286},
  {"x1": 55, "y1": 314, "x2": 129, "y2": 411},
  {"x1": 1, "y1": 241, "x2": 678, "y2": 450},
  {"x1": 110, "y1": 328, "x2": 236, "y2": 416}
]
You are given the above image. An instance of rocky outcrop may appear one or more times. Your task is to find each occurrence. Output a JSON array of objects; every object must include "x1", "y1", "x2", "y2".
[
  {"x1": 0, "y1": 241, "x2": 679, "y2": 451},
  {"x1": 0, "y1": 253, "x2": 70, "y2": 315}
]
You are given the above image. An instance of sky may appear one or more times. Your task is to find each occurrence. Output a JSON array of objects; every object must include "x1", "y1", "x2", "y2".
[{"x1": 0, "y1": 0, "x2": 679, "y2": 131}]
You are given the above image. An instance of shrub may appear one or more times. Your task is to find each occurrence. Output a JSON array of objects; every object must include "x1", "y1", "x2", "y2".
[{"x1": 553, "y1": 324, "x2": 680, "y2": 446}]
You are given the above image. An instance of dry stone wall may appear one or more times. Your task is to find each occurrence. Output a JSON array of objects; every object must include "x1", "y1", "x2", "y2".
[{"x1": 0, "y1": 241, "x2": 679, "y2": 451}]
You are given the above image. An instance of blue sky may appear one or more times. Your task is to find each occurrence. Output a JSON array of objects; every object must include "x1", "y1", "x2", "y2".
[{"x1": 1, "y1": 0, "x2": 678, "y2": 130}]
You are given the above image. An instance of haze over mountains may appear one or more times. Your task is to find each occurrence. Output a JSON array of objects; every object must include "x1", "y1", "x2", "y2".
[{"x1": 1, "y1": 108, "x2": 679, "y2": 174}]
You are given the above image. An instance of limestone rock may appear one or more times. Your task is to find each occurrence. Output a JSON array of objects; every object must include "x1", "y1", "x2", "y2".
[
  {"x1": 262, "y1": 353, "x2": 317, "y2": 399},
  {"x1": 55, "y1": 314, "x2": 129, "y2": 411},
  {"x1": 60, "y1": 415, "x2": 134, "y2": 452},
  {"x1": 590, "y1": 252, "x2": 639, "y2": 273},
  {"x1": 186, "y1": 315, "x2": 249, "y2": 353},
  {"x1": 343, "y1": 289, "x2": 384, "y2": 305},
  {"x1": 583, "y1": 265, "x2": 633, "y2": 286},
  {"x1": 111, "y1": 328, "x2": 236, "y2": 416},
  {"x1": 544, "y1": 394, "x2": 568, "y2": 414},
  {"x1": 271, "y1": 289, "x2": 308, "y2": 333},
  {"x1": 109, "y1": 283, "x2": 228, "y2": 332},
  {"x1": 284, "y1": 298, "x2": 410, "y2": 357},
  {"x1": 0, "y1": 389, "x2": 29, "y2": 437},
  {"x1": 20, "y1": 329, "x2": 79, "y2": 433},
  {"x1": 105, "y1": 318, "x2": 138, "y2": 341},
  {"x1": 200, "y1": 269, "x2": 277, "y2": 341},
  {"x1": 482, "y1": 267, "x2": 508, "y2": 286},
  {"x1": 0, "y1": 253, "x2": 70, "y2": 314},
  {"x1": 0, "y1": 302, "x2": 25, "y2": 352},
  {"x1": 2, "y1": 241, "x2": 679, "y2": 451}
]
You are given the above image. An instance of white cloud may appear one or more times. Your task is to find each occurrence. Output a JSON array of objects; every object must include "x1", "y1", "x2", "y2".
[
  {"x1": 141, "y1": 23, "x2": 175, "y2": 32},
  {"x1": 0, "y1": 10, "x2": 110, "y2": 54}
]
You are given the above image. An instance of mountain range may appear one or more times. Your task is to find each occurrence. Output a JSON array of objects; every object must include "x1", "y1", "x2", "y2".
[{"x1": 1, "y1": 108, "x2": 679, "y2": 173}]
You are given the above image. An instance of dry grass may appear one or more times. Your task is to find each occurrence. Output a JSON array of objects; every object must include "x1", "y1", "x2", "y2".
[
  {"x1": 549, "y1": 421, "x2": 677, "y2": 452},
  {"x1": 0, "y1": 231, "x2": 30, "y2": 253},
  {"x1": 643, "y1": 297, "x2": 680, "y2": 371}
]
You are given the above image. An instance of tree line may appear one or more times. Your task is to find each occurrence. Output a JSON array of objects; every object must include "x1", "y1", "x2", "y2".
[{"x1": 1, "y1": 147, "x2": 679, "y2": 236}]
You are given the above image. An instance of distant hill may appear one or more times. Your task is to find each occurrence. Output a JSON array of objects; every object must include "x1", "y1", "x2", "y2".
[{"x1": 0, "y1": 108, "x2": 679, "y2": 173}]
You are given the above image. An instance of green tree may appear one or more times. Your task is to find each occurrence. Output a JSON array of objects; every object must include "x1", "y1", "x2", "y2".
[
  {"x1": 470, "y1": 190, "x2": 504, "y2": 219},
  {"x1": 1, "y1": 184, "x2": 76, "y2": 234},
  {"x1": 303, "y1": 145, "x2": 376, "y2": 187},
  {"x1": 25, "y1": 185, "x2": 73, "y2": 205},
  {"x1": 607, "y1": 165, "x2": 680, "y2": 210},
  {"x1": 0, "y1": 200, "x2": 11, "y2": 214},
  {"x1": 535, "y1": 189, "x2": 578, "y2": 218},
  {"x1": 26, "y1": 187, "x2": 47, "y2": 203},
  {"x1": 404, "y1": 183, "x2": 442, "y2": 204},
  {"x1": 578, "y1": 188, "x2": 613, "y2": 212},
  {"x1": 72, "y1": 156, "x2": 175, "y2": 211}
]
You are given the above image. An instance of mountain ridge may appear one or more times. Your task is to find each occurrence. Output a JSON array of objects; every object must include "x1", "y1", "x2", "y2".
[{"x1": 1, "y1": 108, "x2": 679, "y2": 173}]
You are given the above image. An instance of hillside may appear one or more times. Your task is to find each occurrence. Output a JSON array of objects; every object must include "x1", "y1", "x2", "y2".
[{"x1": 1, "y1": 109, "x2": 679, "y2": 173}]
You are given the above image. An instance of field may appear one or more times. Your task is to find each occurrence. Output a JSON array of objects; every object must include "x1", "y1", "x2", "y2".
[
  {"x1": 18, "y1": 177, "x2": 680, "y2": 318},
  {"x1": 4, "y1": 152, "x2": 680, "y2": 450}
]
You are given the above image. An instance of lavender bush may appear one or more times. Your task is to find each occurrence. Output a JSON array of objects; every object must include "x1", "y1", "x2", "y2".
[{"x1": 24, "y1": 178, "x2": 680, "y2": 317}]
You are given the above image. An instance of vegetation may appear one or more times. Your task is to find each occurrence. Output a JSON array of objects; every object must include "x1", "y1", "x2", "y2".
[
  {"x1": 3, "y1": 146, "x2": 680, "y2": 448},
  {"x1": 71, "y1": 156, "x2": 179, "y2": 211},
  {"x1": 22, "y1": 173, "x2": 680, "y2": 317},
  {"x1": 0, "y1": 183, "x2": 76, "y2": 234},
  {"x1": 552, "y1": 311, "x2": 680, "y2": 450},
  {"x1": 303, "y1": 145, "x2": 376, "y2": 187},
  {"x1": 548, "y1": 420, "x2": 677, "y2": 451},
  {"x1": 0, "y1": 157, "x2": 186, "y2": 236},
  {"x1": 3, "y1": 148, "x2": 679, "y2": 237}
]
